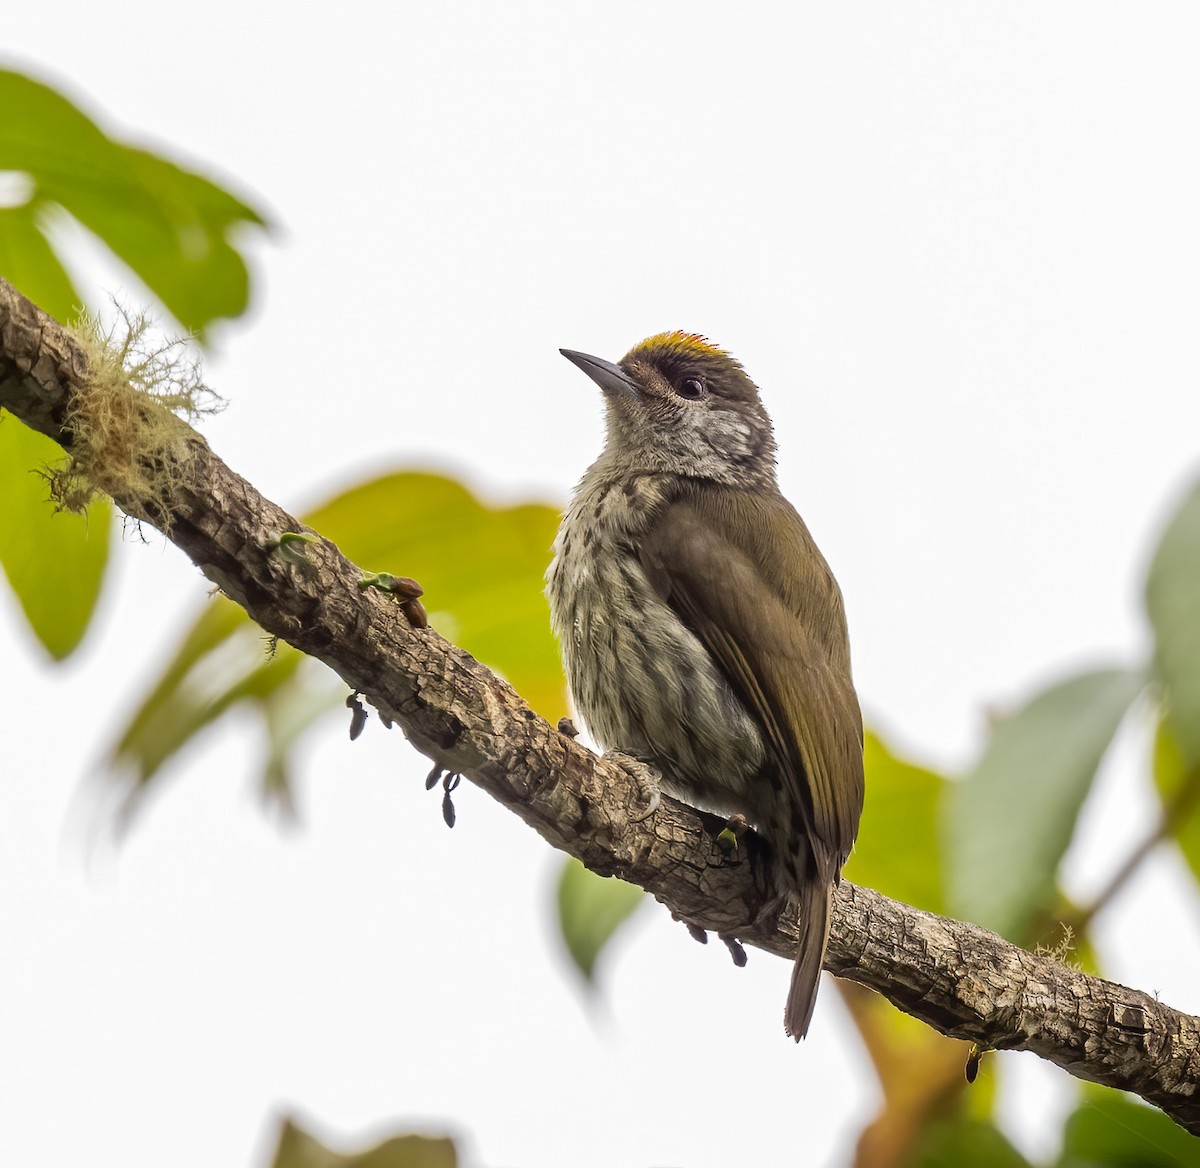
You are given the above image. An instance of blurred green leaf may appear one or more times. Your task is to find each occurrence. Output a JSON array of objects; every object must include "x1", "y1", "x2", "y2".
[
  {"x1": 111, "y1": 471, "x2": 565, "y2": 806},
  {"x1": 1146, "y1": 477, "x2": 1200, "y2": 770},
  {"x1": 0, "y1": 68, "x2": 265, "y2": 663},
  {"x1": 1152, "y1": 719, "x2": 1200, "y2": 887},
  {"x1": 556, "y1": 856, "x2": 645, "y2": 982},
  {"x1": 844, "y1": 729, "x2": 948, "y2": 913},
  {"x1": 906, "y1": 1115, "x2": 1034, "y2": 1168},
  {"x1": 0, "y1": 67, "x2": 266, "y2": 337},
  {"x1": 303, "y1": 472, "x2": 564, "y2": 721},
  {"x1": 112, "y1": 635, "x2": 332, "y2": 815},
  {"x1": 839, "y1": 979, "x2": 997, "y2": 1168},
  {"x1": 1057, "y1": 1091, "x2": 1200, "y2": 1167},
  {"x1": 945, "y1": 667, "x2": 1144, "y2": 942},
  {"x1": 0, "y1": 203, "x2": 80, "y2": 324},
  {"x1": 270, "y1": 1116, "x2": 457, "y2": 1168},
  {"x1": 0, "y1": 419, "x2": 110, "y2": 659},
  {"x1": 260, "y1": 673, "x2": 349, "y2": 810}
]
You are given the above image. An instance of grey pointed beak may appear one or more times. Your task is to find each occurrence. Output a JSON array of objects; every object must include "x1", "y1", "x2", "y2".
[{"x1": 560, "y1": 348, "x2": 641, "y2": 398}]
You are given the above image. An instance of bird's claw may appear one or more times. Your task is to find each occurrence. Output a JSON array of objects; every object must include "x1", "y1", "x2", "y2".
[{"x1": 604, "y1": 750, "x2": 661, "y2": 821}]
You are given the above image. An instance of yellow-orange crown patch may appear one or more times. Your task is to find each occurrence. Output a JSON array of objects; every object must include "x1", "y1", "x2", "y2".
[{"x1": 631, "y1": 330, "x2": 729, "y2": 360}]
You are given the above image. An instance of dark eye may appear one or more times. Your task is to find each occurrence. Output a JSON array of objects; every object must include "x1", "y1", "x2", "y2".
[{"x1": 676, "y1": 377, "x2": 705, "y2": 400}]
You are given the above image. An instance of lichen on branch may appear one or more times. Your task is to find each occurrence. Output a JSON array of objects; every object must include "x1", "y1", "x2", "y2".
[{"x1": 47, "y1": 306, "x2": 222, "y2": 515}]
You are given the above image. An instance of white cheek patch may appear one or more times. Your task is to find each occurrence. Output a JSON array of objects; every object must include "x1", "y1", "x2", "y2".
[
  {"x1": 673, "y1": 407, "x2": 756, "y2": 468},
  {"x1": 704, "y1": 409, "x2": 756, "y2": 461}
]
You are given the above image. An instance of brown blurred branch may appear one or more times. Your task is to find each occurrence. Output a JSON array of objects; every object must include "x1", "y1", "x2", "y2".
[
  {"x1": 1072, "y1": 766, "x2": 1200, "y2": 934},
  {"x1": 2, "y1": 275, "x2": 1198, "y2": 1133}
]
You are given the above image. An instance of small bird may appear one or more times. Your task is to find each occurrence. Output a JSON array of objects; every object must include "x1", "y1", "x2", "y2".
[{"x1": 546, "y1": 331, "x2": 864, "y2": 1039}]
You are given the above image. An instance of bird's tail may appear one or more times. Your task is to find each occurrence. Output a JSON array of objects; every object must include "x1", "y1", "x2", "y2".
[{"x1": 783, "y1": 878, "x2": 832, "y2": 1040}]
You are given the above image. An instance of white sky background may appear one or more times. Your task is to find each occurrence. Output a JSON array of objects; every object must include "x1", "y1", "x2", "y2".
[{"x1": 3, "y1": 4, "x2": 1200, "y2": 1166}]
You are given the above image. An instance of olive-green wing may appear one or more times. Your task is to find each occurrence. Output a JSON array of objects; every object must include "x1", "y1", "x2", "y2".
[{"x1": 638, "y1": 486, "x2": 863, "y2": 880}]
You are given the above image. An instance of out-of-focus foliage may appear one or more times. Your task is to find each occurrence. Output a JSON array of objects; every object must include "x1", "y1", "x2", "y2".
[
  {"x1": 556, "y1": 857, "x2": 645, "y2": 983},
  {"x1": 1146, "y1": 479, "x2": 1200, "y2": 769},
  {"x1": 841, "y1": 979, "x2": 998, "y2": 1168},
  {"x1": 844, "y1": 729, "x2": 947, "y2": 913},
  {"x1": 0, "y1": 68, "x2": 265, "y2": 337},
  {"x1": 270, "y1": 1116, "x2": 457, "y2": 1168},
  {"x1": 0, "y1": 420, "x2": 110, "y2": 659},
  {"x1": 1153, "y1": 721, "x2": 1200, "y2": 884},
  {"x1": 110, "y1": 472, "x2": 564, "y2": 813},
  {"x1": 1056, "y1": 1090, "x2": 1200, "y2": 1168},
  {"x1": 905, "y1": 1116, "x2": 1034, "y2": 1168},
  {"x1": 0, "y1": 197, "x2": 77, "y2": 327},
  {"x1": 305, "y1": 474, "x2": 563, "y2": 719},
  {"x1": 0, "y1": 67, "x2": 266, "y2": 661},
  {"x1": 944, "y1": 667, "x2": 1144, "y2": 944}
]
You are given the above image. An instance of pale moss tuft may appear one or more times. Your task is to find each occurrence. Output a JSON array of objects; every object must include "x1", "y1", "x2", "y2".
[
  {"x1": 49, "y1": 306, "x2": 223, "y2": 517},
  {"x1": 1036, "y1": 923, "x2": 1078, "y2": 967}
]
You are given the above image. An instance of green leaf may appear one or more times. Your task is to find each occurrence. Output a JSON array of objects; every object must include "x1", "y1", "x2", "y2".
[
  {"x1": 83, "y1": 144, "x2": 262, "y2": 336},
  {"x1": 843, "y1": 729, "x2": 948, "y2": 913},
  {"x1": 1152, "y1": 719, "x2": 1200, "y2": 887},
  {"x1": 0, "y1": 68, "x2": 265, "y2": 336},
  {"x1": 1146, "y1": 477, "x2": 1200, "y2": 769},
  {"x1": 945, "y1": 667, "x2": 1144, "y2": 942},
  {"x1": 260, "y1": 671, "x2": 349, "y2": 811},
  {"x1": 0, "y1": 419, "x2": 110, "y2": 659},
  {"x1": 111, "y1": 637, "x2": 313, "y2": 801},
  {"x1": 303, "y1": 472, "x2": 565, "y2": 721},
  {"x1": 110, "y1": 472, "x2": 566, "y2": 805},
  {"x1": 556, "y1": 856, "x2": 645, "y2": 982},
  {"x1": 1057, "y1": 1091, "x2": 1200, "y2": 1168},
  {"x1": 0, "y1": 70, "x2": 265, "y2": 664},
  {"x1": 907, "y1": 1115, "x2": 1035, "y2": 1168},
  {"x1": 270, "y1": 1117, "x2": 457, "y2": 1168},
  {"x1": 0, "y1": 203, "x2": 81, "y2": 324}
]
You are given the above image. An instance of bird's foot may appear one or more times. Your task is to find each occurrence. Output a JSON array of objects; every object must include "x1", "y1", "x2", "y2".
[{"x1": 602, "y1": 750, "x2": 661, "y2": 821}]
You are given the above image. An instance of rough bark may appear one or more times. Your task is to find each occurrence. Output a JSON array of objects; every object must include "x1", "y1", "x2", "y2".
[{"x1": 2, "y1": 276, "x2": 1197, "y2": 1132}]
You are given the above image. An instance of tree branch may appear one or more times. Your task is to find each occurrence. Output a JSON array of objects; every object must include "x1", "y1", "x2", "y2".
[
  {"x1": 2, "y1": 276, "x2": 1197, "y2": 1133},
  {"x1": 1072, "y1": 765, "x2": 1200, "y2": 935}
]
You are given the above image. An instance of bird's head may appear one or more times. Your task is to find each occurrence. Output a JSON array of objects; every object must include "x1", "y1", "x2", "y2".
[{"x1": 560, "y1": 331, "x2": 778, "y2": 486}]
